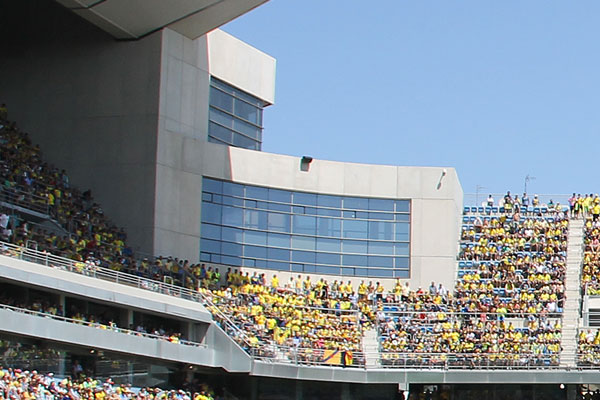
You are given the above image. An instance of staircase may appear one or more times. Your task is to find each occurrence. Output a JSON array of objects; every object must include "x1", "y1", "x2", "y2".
[
  {"x1": 560, "y1": 217, "x2": 584, "y2": 368},
  {"x1": 362, "y1": 327, "x2": 380, "y2": 367}
]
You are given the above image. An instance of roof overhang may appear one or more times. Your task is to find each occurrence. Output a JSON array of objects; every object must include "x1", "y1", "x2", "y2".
[{"x1": 55, "y1": 0, "x2": 269, "y2": 40}]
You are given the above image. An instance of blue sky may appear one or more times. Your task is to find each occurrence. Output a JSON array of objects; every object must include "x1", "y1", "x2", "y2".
[{"x1": 223, "y1": 1, "x2": 600, "y2": 197}]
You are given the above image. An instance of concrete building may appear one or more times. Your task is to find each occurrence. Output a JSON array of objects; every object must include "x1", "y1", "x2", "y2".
[{"x1": 0, "y1": 0, "x2": 462, "y2": 289}]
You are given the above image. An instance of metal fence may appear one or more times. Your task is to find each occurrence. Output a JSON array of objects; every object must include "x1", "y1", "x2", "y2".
[{"x1": 0, "y1": 302, "x2": 205, "y2": 348}]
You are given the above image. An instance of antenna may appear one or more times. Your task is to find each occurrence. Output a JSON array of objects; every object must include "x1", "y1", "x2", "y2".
[{"x1": 524, "y1": 175, "x2": 536, "y2": 194}]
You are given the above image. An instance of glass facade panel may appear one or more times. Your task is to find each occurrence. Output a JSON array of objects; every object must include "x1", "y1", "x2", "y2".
[
  {"x1": 292, "y1": 215, "x2": 316, "y2": 235},
  {"x1": 208, "y1": 77, "x2": 264, "y2": 150},
  {"x1": 200, "y1": 177, "x2": 411, "y2": 278}
]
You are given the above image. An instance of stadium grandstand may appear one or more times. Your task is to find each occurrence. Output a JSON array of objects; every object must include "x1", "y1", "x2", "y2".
[{"x1": 2, "y1": 1, "x2": 600, "y2": 400}]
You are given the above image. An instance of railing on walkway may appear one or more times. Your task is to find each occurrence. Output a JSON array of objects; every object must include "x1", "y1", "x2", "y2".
[
  {"x1": 0, "y1": 240, "x2": 596, "y2": 371},
  {"x1": 0, "y1": 302, "x2": 205, "y2": 347},
  {"x1": 0, "y1": 185, "x2": 50, "y2": 215}
]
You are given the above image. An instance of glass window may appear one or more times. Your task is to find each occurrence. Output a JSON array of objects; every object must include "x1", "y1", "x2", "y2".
[
  {"x1": 201, "y1": 224, "x2": 221, "y2": 240},
  {"x1": 303, "y1": 264, "x2": 316, "y2": 273},
  {"x1": 244, "y1": 209, "x2": 268, "y2": 230},
  {"x1": 317, "y1": 194, "x2": 342, "y2": 208},
  {"x1": 244, "y1": 245, "x2": 267, "y2": 259},
  {"x1": 395, "y1": 257, "x2": 410, "y2": 269},
  {"x1": 316, "y1": 208, "x2": 341, "y2": 217},
  {"x1": 343, "y1": 219, "x2": 368, "y2": 239},
  {"x1": 369, "y1": 212, "x2": 394, "y2": 221},
  {"x1": 234, "y1": 98, "x2": 259, "y2": 124},
  {"x1": 222, "y1": 196, "x2": 244, "y2": 207},
  {"x1": 210, "y1": 87, "x2": 233, "y2": 113},
  {"x1": 317, "y1": 217, "x2": 342, "y2": 237},
  {"x1": 267, "y1": 232, "x2": 290, "y2": 248},
  {"x1": 268, "y1": 248, "x2": 290, "y2": 261},
  {"x1": 201, "y1": 238, "x2": 220, "y2": 253},
  {"x1": 368, "y1": 241, "x2": 394, "y2": 255},
  {"x1": 354, "y1": 268, "x2": 368, "y2": 277},
  {"x1": 245, "y1": 186, "x2": 269, "y2": 200},
  {"x1": 201, "y1": 202, "x2": 221, "y2": 224},
  {"x1": 293, "y1": 192, "x2": 317, "y2": 206},
  {"x1": 369, "y1": 198, "x2": 394, "y2": 211},
  {"x1": 369, "y1": 268, "x2": 393, "y2": 278},
  {"x1": 232, "y1": 133, "x2": 258, "y2": 150},
  {"x1": 200, "y1": 178, "x2": 412, "y2": 278},
  {"x1": 292, "y1": 250, "x2": 316, "y2": 263},
  {"x1": 222, "y1": 257, "x2": 241, "y2": 268},
  {"x1": 368, "y1": 256, "x2": 393, "y2": 268},
  {"x1": 395, "y1": 222, "x2": 410, "y2": 241},
  {"x1": 268, "y1": 202, "x2": 291, "y2": 212},
  {"x1": 269, "y1": 188, "x2": 292, "y2": 203},
  {"x1": 395, "y1": 270, "x2": 410, "y2": 279},
  {"x1": 342, "y1": 254, "x2": 368, "y2": 266},
  {"x1": 267, "y1": 212, "x2": 290, "y2": 233},
  {"x1": 342, "y1": 240, "x2": 367, "y2": 254},
  {"x1": 209, "y1": 107, "x2": 232, "y2": 128},
  {"x1": 342, "y1": 211, "x2": 356, "y2": 218},
  {"x1": 396, "y1": 200, "x2": 411, "y2": 213},
  {"x1": 233, "y1": 118, "x2": 260, "y2": 139},
  {"x1": 291, "y1": 236, "x2": 316, "y2": 250},
  {"x1": 316, "y1": 252, "x2": 340, "y2": 265},
  {"x1": 316, "y1": 266, "x2": 341, "y2": 275},
  {"x1": 395, "y1": 242, "x2": 410, "y2": 256},
  {"x1": 222, "y1": 242, "x2": 242, "y2": 257},
  {"x1": 244, "y1": 230, "x2": 266, "y2": 246},
  {"x1": 316, "y1": 238, "x2": 341, "y2": 252},
  {"x1": 395, "y1": 214, "x2": 410, "y2": 222},
  {"x1": 368, "y1": 221, "x2": 394, "y2": 241},
  {"x1": 291, "y1": 263, "x2": 303, "y2": 273},
  {"x1": 267, "y1": 261, "x2": 288, "y2": 271},
  {"x1": 343, "y1": 197, "x2": 369, "y2": 210},
  {"x1": 208, "y1": 122, "x2": 232, "y2": 143},
  {"x1": 222, "y1": 227, "x2": 243, "y2": 243},
  {"x1": 242, "y1": 259, "x2": 256, "y2": 267},
  {"x1": 222, "y1": 206, "x2": 243, "y2": 227},
  {"x1": 292, "y1": 215, "x2": 316, "y2": 235}
]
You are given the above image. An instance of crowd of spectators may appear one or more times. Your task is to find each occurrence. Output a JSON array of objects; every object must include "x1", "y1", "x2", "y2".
[
  {"x1": 0, "y1": 292, "x2": 187, "y2": 346},
  {"x1": 0, "y1": 109, "x2": 590, "y2": 369},
  {"x1": 201, "y1": 272, "x2": 374, "y2": 365},
  {"x1": 0, "y1": 367, "x2": 216, "y2": 400},
  {"x1": 374, "y1": 198, "x2": 568, "y2": 367},
  {"x1": 578, "y1": 329, "x2": 600, "y2": 366},
  {"x1": 582, "y1": 217, "x2": 600, "y2": 295}
]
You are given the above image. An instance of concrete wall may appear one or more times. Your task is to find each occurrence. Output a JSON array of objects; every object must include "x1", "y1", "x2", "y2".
[
  {"x1": 208, "y1": 29, "x2": 276, "y2": 104},
  {"x1": 0, "y1": 0, "x2": 161, "y2": 255}
]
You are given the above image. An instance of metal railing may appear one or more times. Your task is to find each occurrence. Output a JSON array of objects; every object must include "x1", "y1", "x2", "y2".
[
  {"x1": 0, "y1": 185, "x2": 50, "y2": 215},
  {"x1": 0, "y1": 240, "x2": 594, "y2": 371},
  {"x1": 0, "y1": 302, "x2": 205, "y2": 347},
  {"x1": 0, "y1": 241, "x2": 259, "y2": 353}
]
